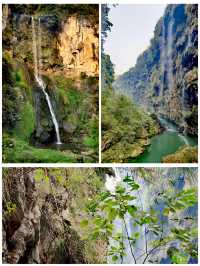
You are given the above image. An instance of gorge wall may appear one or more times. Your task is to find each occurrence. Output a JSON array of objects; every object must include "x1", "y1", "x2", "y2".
[
  {"x1": 2, "y1": 5, "x2": 99, "y2": 162},
  {"x1": 2, "y1": 168, "x2": 107, "y2": 264},
  {"x1": 114, "y1": 4, "x2": 198, "y2": 136},
  {"x1": 3, "y1": 5, "x2": 99, "y2": 77}
]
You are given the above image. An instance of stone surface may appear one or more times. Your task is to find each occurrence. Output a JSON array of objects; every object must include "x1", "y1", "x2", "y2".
[
  {"x1": 114, "y1": 4, "x2": 198, "y2": 136},
  {"x1": 2, "y1": 169, "x2": 88, "y2": 264},
  {"x1": 58, "y1": 16, "x2": 99, "y2": 77}
]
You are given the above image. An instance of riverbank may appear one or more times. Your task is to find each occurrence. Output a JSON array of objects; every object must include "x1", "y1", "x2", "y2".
[
  {"x1": 101, "y1": 89, "x2": 162, "y2": 163},
  {"x1": 102, "y1": 90, "x2": 197, "y2": 163},
  {"x1": 132, "y1": 116, "x2": 197, "y2": 163}
]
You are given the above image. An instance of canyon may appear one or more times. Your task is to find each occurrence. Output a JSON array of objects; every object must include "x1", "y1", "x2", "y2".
[
  {"x1": 102, "y1": 4, "x2": 198, "y2": 163},
  {"x1": 114, "y1": 4, "x2": 198, "y2": 136}
]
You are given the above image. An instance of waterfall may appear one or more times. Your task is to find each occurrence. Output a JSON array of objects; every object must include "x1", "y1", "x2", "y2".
[
  {"x1": 166, "y1": 6, "x2": 174, "y2": 94},
  {"x1": 178, "y1": 134, "x2": 189, "y2": 145},
  {"x1": 160, "y1": 18, "x2": 166, "y2": 98},
  {"x1": 158, "y1": 116, "x2": 189, "y2": 145},
  {"x1": 105, "y1": 168, "x2": 196, "y2": 264},
  {"x1": 31, "y1": 17, "x2": 61, "y2": 144}
]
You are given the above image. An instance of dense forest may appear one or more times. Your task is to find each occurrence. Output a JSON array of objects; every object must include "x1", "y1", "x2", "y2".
[
  {"x1": 3, "y1": 167, "x2": 198, "y2": 264},
  {"x1": 2, "y1": 4, "x2": 99, "y2": 163},
  {"x1": 101, "y1": 4, "x2": 198, "y2": 163}
]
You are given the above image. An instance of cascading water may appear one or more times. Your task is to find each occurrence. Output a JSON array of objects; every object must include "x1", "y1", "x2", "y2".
[
  {"x1": 158, "y1": 116, "x2": 189, "y2": 145},
  {"x1": 106, "y1": 168, "x2": 152, "y2": 264},
  {"x1": 106, "y1": 168, "x2": 197, "y2": 264},
  {"x1": 160, "y1": 18, "x2": 166, "y2": 98},
  {"x1": 31, "y1": 16, "x2": 61, "y2": 144},
  {"x1": 166, "y1": 6, "x2": 174, "y2": 95}
]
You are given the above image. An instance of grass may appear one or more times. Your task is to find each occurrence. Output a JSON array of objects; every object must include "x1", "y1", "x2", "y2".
[
  {"x1": 3, "y1": 136, "x2": 76, "y2": 163},
  {"x1": 13, "y1": 102, "x2": 36, "y2": 141}
]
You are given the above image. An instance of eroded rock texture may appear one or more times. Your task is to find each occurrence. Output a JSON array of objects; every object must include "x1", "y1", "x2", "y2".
[
  {"x1": 114, "y1": 4, "x2": 198, "y2": 135},
  {"x1": 2, "y1": 5, "x2": 99, "y2": 162},
  {"x1": 3, "y1": 5, "x2": 99, "y2": 77},
  {"x1": 58, "y1": 16, "x2": 99, "y2": 76},
  {"x1": 2, "y1": 169, "x2": 87, "y2": 264}
]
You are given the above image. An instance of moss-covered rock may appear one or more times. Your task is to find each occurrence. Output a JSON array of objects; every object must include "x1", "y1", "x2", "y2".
[
  {"x1": 2, "y1": 4, "x2": 99, "y2": 163},
  {"x1": 162, "y1": 145, "x2": 198, "y2": 163}
]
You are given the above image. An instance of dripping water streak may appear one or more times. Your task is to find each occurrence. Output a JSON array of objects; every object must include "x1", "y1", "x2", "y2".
[
  {"x1": 167, "y1": 8, "x2": 174, "y2": 93},
  {"x1": 31, "y1": 16, "x2": 61, "y2": 144},
  {"x1": 31, "y1": 17, "x2": 38, "y2": 78},
  {"x1": 160, "y1": 18, "x2": 166, "y2": 97},
  {"x1": 38, "y1": 17, "x2": 42, "y2": 73}
]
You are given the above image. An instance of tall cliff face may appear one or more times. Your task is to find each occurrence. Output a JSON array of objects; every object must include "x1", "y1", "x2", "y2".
[
  {"x1": 114, "y1": 4, "x2": 198, "y2": 136},
  {"x1": 3, "y1": 6, "x2": 99, "y2": 77},
  {"x1": 2, "y1": 4, "x2": 99, "y2": 162},
  {"x1": 3, "y1": 168, "x2": 106, "y2": 264},
  {"x1": 58, "y1": 16, "x2": 99, "y2": 77}
]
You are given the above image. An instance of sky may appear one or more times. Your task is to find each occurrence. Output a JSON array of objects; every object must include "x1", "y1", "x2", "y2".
[{"x1": 104, "y1": 4, "x2": 166, "y2": 76}]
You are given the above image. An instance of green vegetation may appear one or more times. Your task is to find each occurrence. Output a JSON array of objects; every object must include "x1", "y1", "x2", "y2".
[
  {"x1": 13, "y1": 103, "x2": 36, "y2": 141},
  {"x1": 33, "y1": 168, "x2": 106, "y2": 263},
  {"x1": 5, "y1": 202, "x2": 17, "y2": 216},
  {"x1": 162, "y1": 145, "x2": 198, "y2": 163},
  {"x1": 2, "y1": 4, "x2": 99, "y2": 163},
  {"x1": 81, "y1": 169, "x2": 198, "y2": 264},
  {"x1": 2, "y1": 54, "x2": 98, "y2": 163},
  {"x1": 102, "y1": 88, "x2": 160, "y2": 162},
  {"x1": 8, "y1": 4, "x2": 99, "y2": 19},
  {"x1": 3, "y1": 167, "x2": 198, "y2": 263},
  {"x1": 3, "y1": 168, "x2": 107, "y2": 263},
  {"x1": 101, "y1": 4, "x2": 160, "y2": 163},
  {"x1": 3, "y1": 136, "x2": 76, "y2": 163}
]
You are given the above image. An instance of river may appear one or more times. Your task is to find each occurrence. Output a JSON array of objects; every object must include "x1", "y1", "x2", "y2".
[{"x1": 132, "y1": 117, "x2": 197, "y2": 163}]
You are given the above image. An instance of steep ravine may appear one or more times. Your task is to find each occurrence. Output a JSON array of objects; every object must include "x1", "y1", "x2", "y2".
[{"x1": 114, "y1": 4, "x2": 198, "y2": 136}]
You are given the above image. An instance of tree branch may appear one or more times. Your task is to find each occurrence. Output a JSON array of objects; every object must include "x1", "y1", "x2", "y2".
[{"x1": 123, "y1": 218, "x2": 137, "y2": 264}]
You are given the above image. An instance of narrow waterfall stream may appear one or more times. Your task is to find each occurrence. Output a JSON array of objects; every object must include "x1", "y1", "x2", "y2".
[
  {"x1": 31, "y1": 17, "x2": 61, "y2": 144},
  {"x1": 105, "y1": 168, "x2": 197, "y2": 264},
  {"x1": 166, "y1": 6, "x2": 174, "y2": 94}
]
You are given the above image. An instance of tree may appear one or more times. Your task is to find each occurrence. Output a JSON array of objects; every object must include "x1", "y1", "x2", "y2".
[{"x1": 81, "y1": 170, "x2": 198, "y2": 264}]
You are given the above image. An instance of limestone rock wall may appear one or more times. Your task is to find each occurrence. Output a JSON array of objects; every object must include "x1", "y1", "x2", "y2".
[
  {"x1": 58, "y1": 16, "x2": 99, "y2": 77},
  {"x1": 2, "y1": 169, "x2": 87, "y2": 264},
  {"x1": 114, "y1": 4, "x2": 198, "y2": 135},
  {"x1": 3, "y1": 5, "x2": 99, "y2": 78}
]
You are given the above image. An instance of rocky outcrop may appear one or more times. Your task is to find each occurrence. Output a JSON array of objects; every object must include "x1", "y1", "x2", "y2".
[
  {"x1": 3, "y1": 169, "x2": 41, "y2": 263},
  {"x1": 58, "y1": 16, "x2": 99, "y2": 77},
  {"x1": 3, "y1": 5, "x2": 98, "y2": 77},
  {"x1": 2, "y1": 4, "x2": 99, "y2": 162},
  {"x1": 114, "y1": 4, "x2": 198, "y2": 136},
  {"x1": 3, "y1": 168, "x2": 104, "y2": 263},
  {"x1": 162, "y1": 145, "x2": 198, "y2": 163}
]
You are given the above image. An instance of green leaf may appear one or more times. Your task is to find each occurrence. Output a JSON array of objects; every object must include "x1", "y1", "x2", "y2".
[
  {"x1": 171, "y1": 252, "x2": 188, "y2": 264},
  {"x1": 134, "y1": 232, "x2": 140, "y2": 239},
  {"x1": 94, "y1": 217, "x2": 103, "y2": 226},
  {"x1": 116, "y1": 186, "x2": 126, "y2": 194},
  {"x1": 100, "y1": 191, "x2": 111, "y2": 201},
  {"x1": 123, "y1": 176, "x2": 133, "y2": 184},
  {"x1": 127, "y1": 205, "x2": 137, "y2": 216},
  {"x1": 163, "y1": 208, "x2": 170, "y2": 216},
  {"x1": 112, "y1": 255, "x2": 118, "y2": 262},
  {"x1": 108, "y1": 208, "x2": 117, "y2": 221},
  {"x1": 80, "y1": 219, "x2": 89, "y2": 228},
  {"x1": 130, "y1": 183, "x2": 140, "y2": 190}
]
